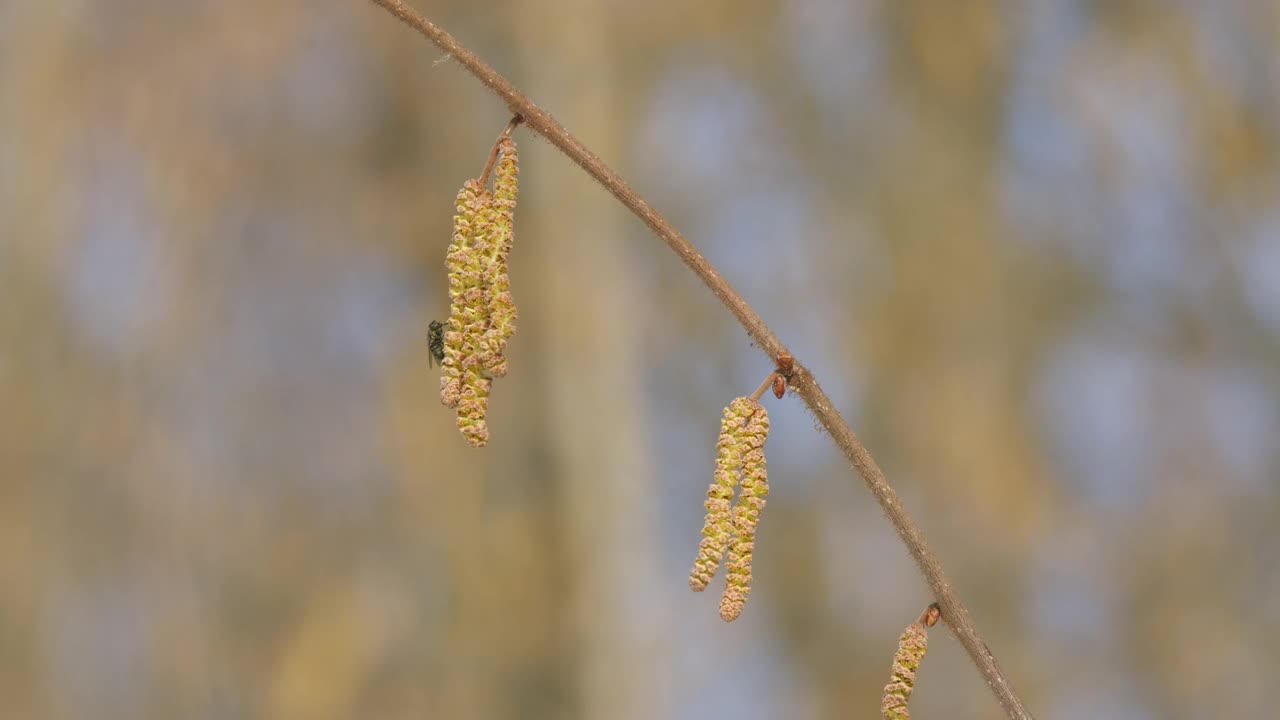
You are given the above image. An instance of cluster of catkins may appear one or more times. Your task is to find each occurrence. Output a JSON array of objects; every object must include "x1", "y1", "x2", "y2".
[
  {"x1": 688, "y1": 396, "x2": 771, "y2": 622},
  {"x1": 439, "y1": 137, "x2": 519, "y2": 447},
  {"x1": 433, "y1": 126, "x2": 944, "y2": 720}
]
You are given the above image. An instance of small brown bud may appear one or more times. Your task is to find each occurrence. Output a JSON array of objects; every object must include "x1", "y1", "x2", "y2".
[
  {"x1": 772, "y1": 374, "x2": 786, "y2": 399},
  {"x1": 921, "y1": 603, "x2": 941, "y2": 628},
  {"x1": 776, "y1": 352, "x2": 794, "y2": 376}
]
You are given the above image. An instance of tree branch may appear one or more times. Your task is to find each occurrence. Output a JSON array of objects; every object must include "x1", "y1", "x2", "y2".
[{"x1": 365, "y1": 2, "x2": 1035, "y2": 718}]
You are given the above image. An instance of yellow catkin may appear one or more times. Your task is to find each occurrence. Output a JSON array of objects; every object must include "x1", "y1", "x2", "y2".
[
  {"x1": 454, "y1": 191, "x2": 499, "y2": 447},
  {"x1": 719, "y1": 401, "x2": 769, "y2": 621},
  {"x1": 438, "y1": 136, "x2": 520, "y2": 445},
  {"x1": 882, "y1": 605, "x2": 940, "y2": 720},
  {"x1": 688, "y1": 402, "x2": 749, "y2": 591},
  {"x1": 689, "y1": 397, "x2": 771, "y2": 619},
  {"x1": 478, "y1": 136, "x2": 519, "y2": 377},
  {"x1": 441, "y1": 180, "x2": 489, "y2": 408}
]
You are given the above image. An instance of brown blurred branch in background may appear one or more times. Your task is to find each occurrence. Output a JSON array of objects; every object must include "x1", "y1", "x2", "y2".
[{"x1": 364, "y1": 1, "x2": 1035, "y2": 718}]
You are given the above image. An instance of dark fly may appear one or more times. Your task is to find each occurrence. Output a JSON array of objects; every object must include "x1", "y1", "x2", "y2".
[{"x1": 427, "y1": 320, "x2": 445, "y2": 367}]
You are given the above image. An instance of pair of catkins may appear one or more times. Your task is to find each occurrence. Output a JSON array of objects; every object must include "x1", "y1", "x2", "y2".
[
  {"x1": 437, "y1": 136, "x2": 519, "y2": 448},
  {"x1": 433, "y1": 127, "x2": 779, "y2": 616}
]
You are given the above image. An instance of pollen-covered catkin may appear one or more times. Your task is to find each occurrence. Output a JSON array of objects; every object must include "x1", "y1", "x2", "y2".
[
  {"x1": 882, "y1": 604, "x2": 940, "y2": 720},
  {"x1": 478, "y1": 136, "x2": 519, "y2": 376},
  {"x1": 439, "y1": 179, "x2": 501, "y2": 447},
  {"x1": 688, "y1": 400, "x2": 753, "y2": 591},
  {"x1": 441, "y1": 179, "x2": 489, "y2": 409},
  {"x1": 437, "y1": 133, "x2": 522, "y2": 446},
  {"x1": 689, "y1": 397, "x2": 771, "y2": 623},
  {"x1": 719, "y1": 401, "x2": 769, "y2": 622}
]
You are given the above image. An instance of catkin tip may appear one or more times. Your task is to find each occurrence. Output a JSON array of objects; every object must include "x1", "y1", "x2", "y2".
[
  {"x1": 455, "y1": 376, "x2": 491, "y2": 448},
  {"x1": 718, "y1": 584, "x2": 746, "y2": 622}
]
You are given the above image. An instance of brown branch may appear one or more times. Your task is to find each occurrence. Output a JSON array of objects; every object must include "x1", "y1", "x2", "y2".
[{"x1": 365, "y1": 2, "x2": 1035, "y2": 718}]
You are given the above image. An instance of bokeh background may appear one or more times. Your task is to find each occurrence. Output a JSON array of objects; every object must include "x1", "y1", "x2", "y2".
[{"x1": 3, "y1": 1, "x2": 1279, "y2": 718}]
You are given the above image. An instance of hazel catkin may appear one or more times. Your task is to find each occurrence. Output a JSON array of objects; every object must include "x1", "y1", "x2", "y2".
[
  {"x1": 688, "y1": 397, "x2": 771, "y2": 622},
  {"x1": 881, "y1": 604, "x2": 940, "y2": 720},
  {"x1": 436, "y1": 134, "x2": 521, "y2": 447}
]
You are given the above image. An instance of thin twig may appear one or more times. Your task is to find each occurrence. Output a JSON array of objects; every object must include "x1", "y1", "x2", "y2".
[
  {"x1": 478, "y1": 115, "x2": 524, "y2": 187},
  {"x1": 749, "y1": 372, "x2": 779, "y2": 403},
  {"x1": 365, "y1": 2, "x2": 1035, "y2": 718}
]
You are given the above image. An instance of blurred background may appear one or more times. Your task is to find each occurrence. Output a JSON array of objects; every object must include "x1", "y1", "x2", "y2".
[{"x1": 3, "y1": 1, "x2": 1278, "y2": 718}]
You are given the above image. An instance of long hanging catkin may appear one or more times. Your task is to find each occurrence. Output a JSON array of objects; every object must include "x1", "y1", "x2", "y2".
[
  {"x1": 688, "y1": 397, "x2": 770, "y2": 622},
  {"x1": 719, "y1": 401, "x2": 769, "y2": 622},
  {"x1": 441, "y1": 179, "x2": 488, "y2": 410},
  {"x1": 478, "y1": 136, "x2": 519, "y2": 377}
]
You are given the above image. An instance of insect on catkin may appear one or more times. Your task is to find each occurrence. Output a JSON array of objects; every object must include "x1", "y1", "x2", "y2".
[
  {"x1": 427, "y1": 320, "x2": 446, "y2": 368},
  {"x1": 438, "y1": 135, "x2": 521, "y2": 447},
  {"x1": 882, "y1": 603, "x2": 941, "y2": 720}
]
